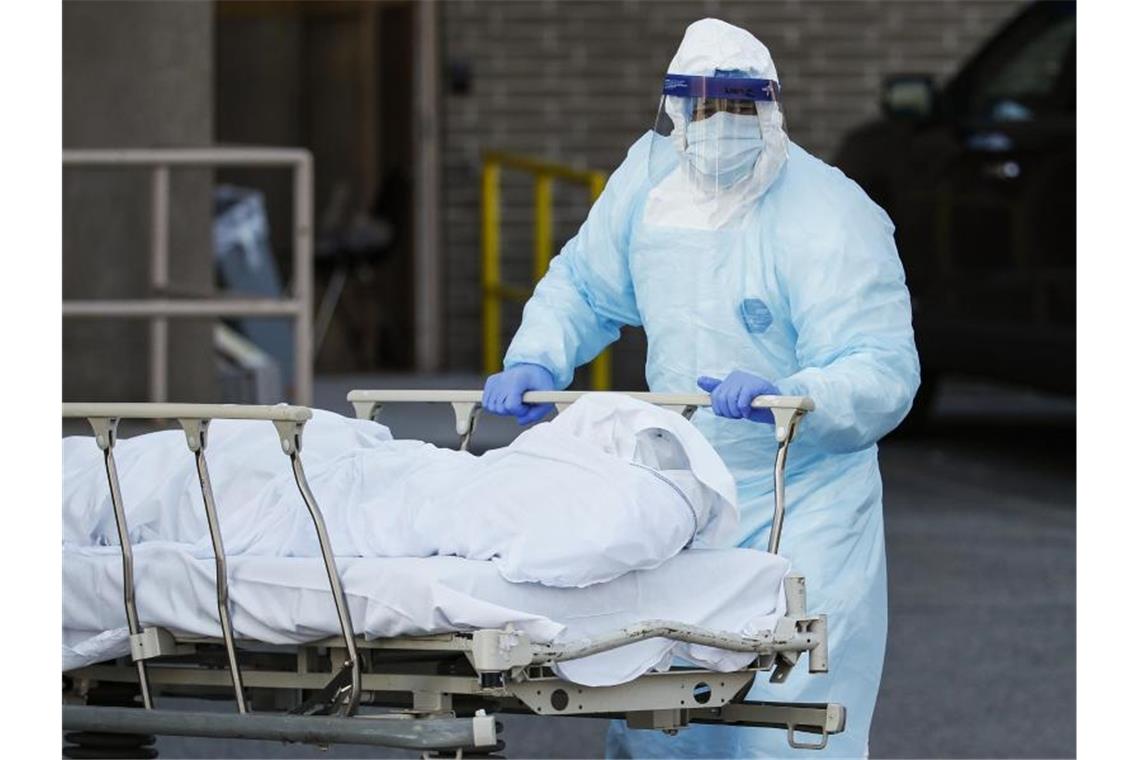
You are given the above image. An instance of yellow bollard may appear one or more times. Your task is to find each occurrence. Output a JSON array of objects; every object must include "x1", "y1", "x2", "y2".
[
  {"x1": 533, "y1": 174, "x2": 553, "y2": 282},
  {"x1": 481, "y1": 161, "x2": 502, "y2": 377},
  {"x1": 588, "y1": 171, "x2": 612, "y2": 391}
]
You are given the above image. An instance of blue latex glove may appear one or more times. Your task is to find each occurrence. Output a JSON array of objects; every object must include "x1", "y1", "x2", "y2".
[
  {"x1": 697, "y1": 371, "x2": 777, "y2": 424},
  {"x1": 482, "y1": 363, "x2": 557, "y2": 426}
]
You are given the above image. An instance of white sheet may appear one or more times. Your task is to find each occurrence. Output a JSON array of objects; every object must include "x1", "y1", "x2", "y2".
[
  {"x1": 62, "y1": 545, "x2": 789, "y2": 687},
  {"x1": 63, "y1": 395, "x2": 739, "y2": 588}
]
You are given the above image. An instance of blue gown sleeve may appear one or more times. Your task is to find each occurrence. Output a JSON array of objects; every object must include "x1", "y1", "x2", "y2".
[
  {"x1": 502, "y1": 135, "x2": 650, "y2": 389},
  {"x1": 774, "y1": 198, "x2": 921, "y2": 453}
]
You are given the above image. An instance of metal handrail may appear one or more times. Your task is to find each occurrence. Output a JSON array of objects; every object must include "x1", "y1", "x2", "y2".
[
  {"x1": 346, "y1": 389, "x2": 813, "y2": 554},
  {"x1": 63, "y1": 147, "x2": 311, "y2": 166},
  {"x1": 481, "y1": 151, "x2": 611, "y2": 390},
  {"x1": 63, "y1": 402, "x2": 360, "y2": 716},
  {"x1": 62, "y1": 146, "x2": 314, "y2": 405}
]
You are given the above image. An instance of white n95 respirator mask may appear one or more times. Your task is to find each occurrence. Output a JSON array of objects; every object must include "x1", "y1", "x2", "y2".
[{"x1": 684, "y1": 111, "x2": 765, "y2": 187}]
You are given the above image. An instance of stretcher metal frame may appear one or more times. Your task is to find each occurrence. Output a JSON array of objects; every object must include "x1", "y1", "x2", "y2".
[{"x1": 62, "y1": 390, "x2": 845, "y2": 755}]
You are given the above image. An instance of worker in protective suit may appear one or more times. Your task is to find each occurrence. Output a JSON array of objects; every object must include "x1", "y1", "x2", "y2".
[{"x1": 482, "y1": 17, "x2": 919, "y2": 759}]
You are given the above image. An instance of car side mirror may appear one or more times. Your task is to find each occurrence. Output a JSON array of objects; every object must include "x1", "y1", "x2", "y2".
[{"x1": 882, "y1": 75, "x2": 937, "y2": 122}]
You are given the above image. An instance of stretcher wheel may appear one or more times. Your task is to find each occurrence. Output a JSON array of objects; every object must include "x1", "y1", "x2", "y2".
[
  {"x1": 62, "y1": 732, "x2": 157, "y2": 759},
  {"x1": 62, "y1": 683, "x2": 158, "y2": 759}
]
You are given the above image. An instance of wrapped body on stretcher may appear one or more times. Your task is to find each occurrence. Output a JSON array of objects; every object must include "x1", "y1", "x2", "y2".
[
  {"x1": 62, "y1": 391, "x2": 842, "y2": 753},
  {"x1": 63, "y1": 394, "x2": 791, "y2": 687}
]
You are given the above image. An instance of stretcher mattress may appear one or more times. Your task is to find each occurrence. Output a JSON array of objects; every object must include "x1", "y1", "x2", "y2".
[{"x1": 62, "y1": 545, "x2": 789, "y2": 687}]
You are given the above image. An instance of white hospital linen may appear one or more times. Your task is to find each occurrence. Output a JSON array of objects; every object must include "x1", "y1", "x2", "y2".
[
  {"x1": 62, "y1": 546, "x2": 790, "y2": 686},
  {"x1": 63, "y1": 394, "x2": 739, "y2": 588}
]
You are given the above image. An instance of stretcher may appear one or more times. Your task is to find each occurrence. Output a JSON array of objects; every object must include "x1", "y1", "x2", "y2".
[{"x1": 61, "y1": 390, "x2": 845, "y2": 757}]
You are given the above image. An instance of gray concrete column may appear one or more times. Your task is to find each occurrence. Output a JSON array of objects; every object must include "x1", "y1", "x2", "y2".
[{"x1": 63, "y1": 0, "x2": 215, "y2": 401}]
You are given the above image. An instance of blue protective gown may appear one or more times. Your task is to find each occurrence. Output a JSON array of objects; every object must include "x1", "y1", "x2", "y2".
[{"x1": 503, "y1": 132, "x2": 920, "y2": 758}]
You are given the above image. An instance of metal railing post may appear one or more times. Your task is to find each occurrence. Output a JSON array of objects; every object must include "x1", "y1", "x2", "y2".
[
  {"x1": 293, "y1": 153, "x2": 314, "y2": 406},
  {"x1": 149, "y1": 165, "x2": 169, "y2": 403}
]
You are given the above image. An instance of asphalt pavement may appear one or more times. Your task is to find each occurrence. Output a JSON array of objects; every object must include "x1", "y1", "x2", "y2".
[{"x1": 143, "y1": 375, "x2": 1074, "y2": 759}]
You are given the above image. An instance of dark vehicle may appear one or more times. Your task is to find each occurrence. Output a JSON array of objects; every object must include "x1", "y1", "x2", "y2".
[{"x1": 834, "y1": 1, "x2": 1075, "y2": 418}]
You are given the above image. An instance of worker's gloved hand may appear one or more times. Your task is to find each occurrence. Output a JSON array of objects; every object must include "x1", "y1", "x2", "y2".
[
  {"x1": 697, "y1": 371, "x2": 777, "y2": 424},
  {"x1": 482, "y1": 363, "x2": 557, "y2": 426}
]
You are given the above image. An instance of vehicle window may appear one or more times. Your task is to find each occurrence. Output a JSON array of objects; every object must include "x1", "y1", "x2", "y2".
[{"x1": 967, "y1": 11, "x2": 1075, "y2": 121}]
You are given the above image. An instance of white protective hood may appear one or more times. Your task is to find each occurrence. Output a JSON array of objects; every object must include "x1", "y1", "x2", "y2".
[{"x1": 645, "y1": 18, "x2": 790, "y2": 230}]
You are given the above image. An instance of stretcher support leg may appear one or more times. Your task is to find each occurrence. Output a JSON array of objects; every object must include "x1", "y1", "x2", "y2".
[
  {"x1": 768, "y1": 436, "x2": 790, "y2": 555},
  {"x1": 767, "y1": 412, "x2": 803, "y2": 555},
  {"x1": 452, "y1": 401, "x2": 481, "y2": 451},
  {"x1": 180, "y1": 418, "x2": 248, "y2": 713},
  {"x1": 274, "y1": 419, "x2": 362, "y2": 716},
  {"x1": 87, "y1": 416, "x2": 153, "y2": 710}
]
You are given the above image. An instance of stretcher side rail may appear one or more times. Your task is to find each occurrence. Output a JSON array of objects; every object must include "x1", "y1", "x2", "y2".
[
  {"x1": 346, "y1": 389, "x2": 812, "y2": 555},
  {"x1": 62, "y1": 402, "x2": 361, "y2": 717},
  {"x1": 62, "y1": 402, "x2": 313, "y2": 423}
]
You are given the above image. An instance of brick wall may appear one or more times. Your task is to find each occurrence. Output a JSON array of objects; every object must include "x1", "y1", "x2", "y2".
[{"x1": 438, "y1": 0, "x2": 1026, "y2": 382}]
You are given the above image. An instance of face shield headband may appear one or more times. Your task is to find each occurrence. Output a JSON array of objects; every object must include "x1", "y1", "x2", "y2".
[{"x1": 661, "y1": 73, "x2": 781, "y2": 103}]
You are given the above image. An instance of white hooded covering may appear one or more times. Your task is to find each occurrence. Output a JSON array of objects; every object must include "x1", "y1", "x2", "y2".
[{"x1": 646, "y1": 17, "x2": 790, "y2": 230}]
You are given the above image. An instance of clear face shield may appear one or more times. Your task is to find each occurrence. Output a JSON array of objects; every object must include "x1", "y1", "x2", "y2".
[{"x1": 649, "y1": 73, "x2": 783, "y2": 200}]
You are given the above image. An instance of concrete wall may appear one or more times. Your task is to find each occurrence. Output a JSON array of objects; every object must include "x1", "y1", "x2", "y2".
[
  {"x1": 63, "y1": 1, "x2": 215, "y2": 401},
  {"x1": 438, "y1": 0, "x2": 1027, "y2": 384}
]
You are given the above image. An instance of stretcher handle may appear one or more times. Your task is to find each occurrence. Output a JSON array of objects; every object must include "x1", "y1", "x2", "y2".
[
  {"x1": 345, "y1": 389, "x2": 813, "y2": 412},
  {"x1": 346, "y1": 390, "x2": 811, "y2": 444}
]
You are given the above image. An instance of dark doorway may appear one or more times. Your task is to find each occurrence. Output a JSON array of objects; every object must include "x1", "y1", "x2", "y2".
[{"x1": 215, "y1": 0, "x2": 416, "y2": 372}]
